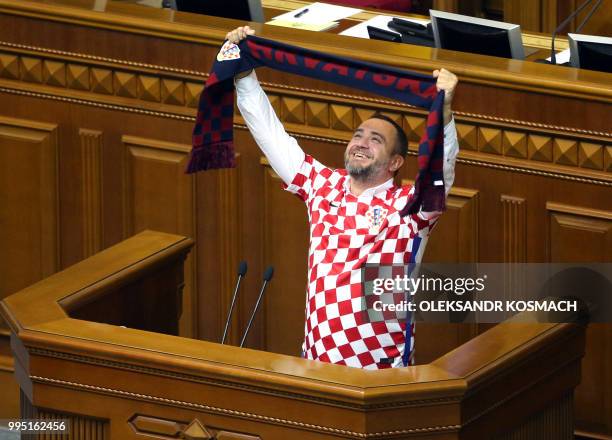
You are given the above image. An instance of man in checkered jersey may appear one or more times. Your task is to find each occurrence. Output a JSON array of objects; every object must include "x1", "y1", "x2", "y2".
[{"x1": 228, "y1": 27, "x2": 459, "y2": 369}]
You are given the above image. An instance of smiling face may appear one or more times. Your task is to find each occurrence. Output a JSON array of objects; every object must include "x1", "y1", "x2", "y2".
[{"x1": 344, "y1": 118, "x2": 403, "y2": 183}]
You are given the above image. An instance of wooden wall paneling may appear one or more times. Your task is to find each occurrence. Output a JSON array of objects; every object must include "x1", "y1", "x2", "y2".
[
  {"x1": 260, "y1": 161, "x2": 309, "y2": 356},
  {"x1": 23, "y1": 354, "x2": 354, "y2": 440},
  {"x1": 456, "y1": 0, "x2": 484, "y2": 17},
  {"x1": 501, "y1": 195, "x2": 526, "y2": 316},
  {"x1": 122, "y1": 135, "x2": 197, "y2": 338},
  {"x1": 194, "y1": 126, "x2": 264, "y2": 347},
  {"x1": 423, "y1": 186, "x2": 480, "y2": 264},
  {"x1": 414, "y1": 185, "x2": 481, "y2": 365},
  {"x1": 433, "y1": 0, "x2": 458, "y2": 12},
  {"x1": 504, "y1": 0, "x2": 542, "y2": 32},
  {"x1": 233, "y1": 126, "x2": 278, "y2": 349},
  {"x1": 196, "y1": 157, "x2": 242, "y2": 345},
  {"x1": 541, "y1": 0, "x2": 560, "y2": 33},
  {"x1": 80, "y1": 128, "x2": 103, "y2": 258},
  {"x1": 546, "y1": 202, "x2": 612, "y2": 437},
  {"x1": 128, "y1": 414, "x2": 261, "y2": 440},
  {"x1": 0, "y1": 115, "x2": 58, "y2": 419},
  {"x1": 0, "y1": 44, "x2": 609, "y2": 180},
  {"x1": 0, "y1": 329, "x2": 19, "y2": 418},
  {"x1": 21, "y1": 389, "x2": 109, "y2": 439},
  {"x1": 128, "y1": 415, "x2": 188, "y2": 439},
  {"x1": 450, "y1": 81, "x2": 610, "y2": 134},
  {"x1": 547, "y1": 202, "x2": 612, "y2": 263},
  {"x1": 501, "y1": 195, "x2": 527, "y2": 263},
  {"x1": 216, "y1": 160, "x2": 242, "y2": 347},
  {"x1": 577, "y1": 0, "x2": 612, "y2": 36},
  {"x1": 495, "y1": 393, "x2": 574, "y2": 440},
  {"x1": 576, "y1": 322, "x2": 612, "y2": 438},
  {"x1": 0, "y1": 115, "x2": 59, "y2": 297}
]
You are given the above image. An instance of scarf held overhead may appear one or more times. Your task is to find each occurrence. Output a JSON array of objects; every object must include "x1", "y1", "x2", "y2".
[{"x1": 189, "y1": 35, "x2": 446, "y2": 215}]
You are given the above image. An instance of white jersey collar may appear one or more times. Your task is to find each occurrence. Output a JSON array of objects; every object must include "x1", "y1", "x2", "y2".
[{"x1": 345, "y1": 176, "x2": 394, "y2": 198}]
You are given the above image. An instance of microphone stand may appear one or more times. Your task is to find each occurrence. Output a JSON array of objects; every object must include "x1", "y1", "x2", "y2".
[
  {"x1": 221, "y1": 261, "x2": 247, "y2": 344},
  {"x1": 549, "y1": 0, "x2": 601, "y2": 64},
  {"x1": 240, "y1": 266, "x2": 274, "y2": 348}
]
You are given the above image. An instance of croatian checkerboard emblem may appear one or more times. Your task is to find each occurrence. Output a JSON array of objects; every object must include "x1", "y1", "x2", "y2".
[
  {"x1": 366, "y1": 206, "x2": 388, "y2": 234},
  {"x1": 217, "y1": 41, "x2": 241, "y2": 62}
]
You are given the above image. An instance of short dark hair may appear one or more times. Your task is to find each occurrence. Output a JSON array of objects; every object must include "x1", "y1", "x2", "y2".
[{"x1": 369, "y1": 112, "x2": 408, "y2": 158}]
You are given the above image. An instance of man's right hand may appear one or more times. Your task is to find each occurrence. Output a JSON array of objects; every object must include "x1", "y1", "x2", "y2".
[{"x1": 226, "y1": 26, "x2": 255, "y2": 79}]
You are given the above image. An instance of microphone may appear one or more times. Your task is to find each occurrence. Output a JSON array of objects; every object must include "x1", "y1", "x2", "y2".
[
  {"x1": 220, "y1": 260, "x2": 247, "y2": 344},
  {"x1": 239, "y1": 266, "x2": 274, "y2": 348},
  {"x1": 547, "y1": 0, "x2": 602, "y2": 65}
]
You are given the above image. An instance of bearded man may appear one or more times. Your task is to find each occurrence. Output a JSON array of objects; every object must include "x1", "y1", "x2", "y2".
[{"x1": 229, "y1": 26, "x2": 459, "y2": 369}]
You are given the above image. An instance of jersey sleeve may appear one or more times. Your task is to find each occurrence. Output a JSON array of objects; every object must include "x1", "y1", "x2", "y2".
[
  {"x1": 283, "y1": 154, "x2": 334, "y2": 203},
  {"x1": 236, "y1": 71, "x2": 305, "y2": 186}
]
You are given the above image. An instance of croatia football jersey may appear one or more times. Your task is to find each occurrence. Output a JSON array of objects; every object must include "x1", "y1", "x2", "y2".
[
  {"x1": 235, "y1": 70, "x2": 458, "y2": 369},
  {"x1": 285, "y1": 154, "x2": 439, "y2": 369}
]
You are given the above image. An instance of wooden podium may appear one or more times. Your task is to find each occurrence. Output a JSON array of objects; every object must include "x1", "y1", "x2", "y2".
[{"x1": 1, "y1": 232, "x2": 586, "y2": 439}]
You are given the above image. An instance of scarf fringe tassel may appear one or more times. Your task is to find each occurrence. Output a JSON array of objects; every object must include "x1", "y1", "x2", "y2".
[{"x1": 186, "y1": 141, "x2": 236, "y2": 173}]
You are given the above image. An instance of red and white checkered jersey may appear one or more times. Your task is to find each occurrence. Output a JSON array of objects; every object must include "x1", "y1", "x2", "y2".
[
  {"x1": 285, "y1": 154, "x2": 439, "y2": 370},
  {"x1": 236, "y1": 71, "x2": 458, "y2": 369}
]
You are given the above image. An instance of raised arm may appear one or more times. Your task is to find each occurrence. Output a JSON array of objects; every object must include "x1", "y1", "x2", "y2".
[{"x1": 227, "y1": 26, "x2": 305, "y2": 185}]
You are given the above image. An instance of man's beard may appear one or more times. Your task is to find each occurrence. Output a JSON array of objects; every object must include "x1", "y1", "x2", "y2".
[{"x1": 344, "y1": 150, "x2": 387, "y2": 181}]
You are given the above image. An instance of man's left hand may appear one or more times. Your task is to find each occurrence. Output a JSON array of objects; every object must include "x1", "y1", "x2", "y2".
[{"x1": 433, "y1": 68, "x2": 458, "y2": 125}]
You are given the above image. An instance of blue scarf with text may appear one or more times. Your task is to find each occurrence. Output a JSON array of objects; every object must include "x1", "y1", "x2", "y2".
[{"x1": 188, "y1": 35, "x2": 446, "y2": 215}]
